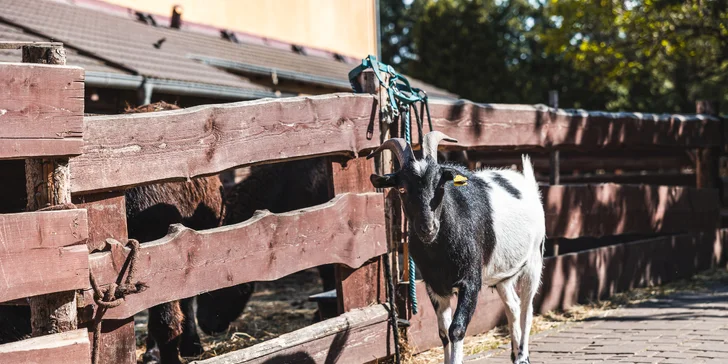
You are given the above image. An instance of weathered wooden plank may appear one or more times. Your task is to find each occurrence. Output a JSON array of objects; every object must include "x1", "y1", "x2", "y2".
[
  {"x1": 464, "y1": 149, "x2": 692, "y2": 172},
  {"x1": 73, "y1": 191, "x2": 135, "y2": 364},
  {"x1": 84, "y1": 318, "x2": 136, "y2": 364},
  {"x1": 81, "y1": 192, "x2": 387, "y2": 319},
  {"x1": 0, "y1": 209, "x2": 88, "y2": 254},
  {"x1": 0, "y1": 245, "x2": 89, "y2": 303},
  {"x1": 537, "y1": 171, "x2": 696, "y2": 186},
  {"x1": 0, "y1": 139, "x2": 84, "y2": 160},
  {"x1": 73, "y1": 192, "x2": 127, "y2": 252},
  {"x1": 428, "y1": 100, "x2": 721, "y2": 150},
  {"x1": 70, "y1": 94, "x2": 720, "y2": 194},
  {"x1": 0, "y1": 62, "x2": 84, "y2": 159},
  {"x1": 329, "y1": 156, "x2": 384, "y2": 314},
  {"x1": 330, "y1": 157, "x2": 376, "y2": 195},
  {"x1": 543, "y1": 184, "x2": 720, "y2": 239},
  {"x1": 335, "y1": 257, "x2": 385, "y2": 313},
  {"x1": 408, "y1": 230, "x2": 726, "y2": 353},
  {"x1": 0, "y1": 209, "x2": 89, "y2": 303},
  {"x1": 0, "y1": 328, "x2": 90, "y2": 364},
  {"x1": 191, "y1": 304, "x2": 390, "y2": 364},
  {"x1": 71, "y1": 93, "x2": 379, "y2": 193}
]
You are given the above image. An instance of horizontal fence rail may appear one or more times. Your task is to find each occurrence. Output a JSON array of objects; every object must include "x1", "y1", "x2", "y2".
[
  {"x1": 69, "y1": 94, "x2": 721, "y2": 194},
  {"x1": 80, "y1": 193, "x2": 387, "y2": 319},
  {"x1": 66, "y1": 183, "x2": 718, "y2": 320},
  {"x1": 427, "y1": 100, "x2": 721, "y2": 150},
  {"x1": 71, "y1": 94, "x2": 379, "y2": 193},
  {"x1": 0, "y1": 329, "x2": 91, "y2": 364},
  {"x1": 0, "y1": 62, "x2": 84, "y2": 160},
  {"x1": 0, "y1": 209, "x2": 89, "y2": 303},
  {"x1": 193, "y1": 304, "x2": 391, "y2": 364},
  {"x1": 544, "y1": 184, "x2": 719, "y2": 239}
]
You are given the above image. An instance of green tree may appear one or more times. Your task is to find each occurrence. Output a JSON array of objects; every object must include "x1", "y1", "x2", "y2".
[
  {"x1": 381, "y1": 0, "x2": 728, "y2": 112},
  {"x1": 383, "y1": 0, "x2": 606, "y2": 108},
  {"x1": 543, "y1": 0, "x2": 728, "y2": 112},
  {"x1": 380, "y1": 0, "x2": 417, "y2": 72}
]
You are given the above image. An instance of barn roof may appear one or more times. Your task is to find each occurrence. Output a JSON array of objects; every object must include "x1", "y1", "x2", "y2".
[{"x1": 0, "y1": 0, "x2": 458, "y2": 100}]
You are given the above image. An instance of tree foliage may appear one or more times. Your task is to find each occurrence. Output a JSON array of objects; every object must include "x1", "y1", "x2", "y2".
[{"x1": 381, "y1": 0, "x2": 728, "y2": 113}]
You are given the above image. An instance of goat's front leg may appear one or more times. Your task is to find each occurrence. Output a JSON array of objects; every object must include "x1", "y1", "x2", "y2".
[
  {"x1": 427, "y1": 285, "x2": 453, "y2": 364},
  {"x1": 450, "y1": 282, "x2": 479, "y2": 364}
]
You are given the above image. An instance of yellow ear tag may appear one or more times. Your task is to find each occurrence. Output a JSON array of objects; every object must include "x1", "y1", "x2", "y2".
[{"x1": 453, "y1": 174, "x2": 468, "y2": 187}]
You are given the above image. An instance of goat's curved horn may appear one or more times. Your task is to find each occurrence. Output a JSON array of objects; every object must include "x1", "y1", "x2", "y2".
[
  {"x1": 422, "y1": 131, "x2": 458, "y2": 161},
  {"x1": 366, "y1": 138, "x2": 414, "y2": 167}
]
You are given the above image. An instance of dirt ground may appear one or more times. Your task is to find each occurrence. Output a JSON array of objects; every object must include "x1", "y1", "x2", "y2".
[{"x1": 134, "y1": 268, "x2": 324, "y2": 363}]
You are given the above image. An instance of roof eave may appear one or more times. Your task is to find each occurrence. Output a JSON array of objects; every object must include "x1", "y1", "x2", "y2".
[
  {"x1": 85, "y1": 71, "x2": 290, "y2": 100},
  {"x1": 189, "y1": 55, "x2": 353, "y2": 90}
]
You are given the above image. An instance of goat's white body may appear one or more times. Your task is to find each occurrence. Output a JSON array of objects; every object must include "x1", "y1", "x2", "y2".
[
  {"x1": 471, "y1": 158, "x2": 544, "y2": 287},
  {"x1": 443, "y1": 156, "x2": 544, "y2": 364}
]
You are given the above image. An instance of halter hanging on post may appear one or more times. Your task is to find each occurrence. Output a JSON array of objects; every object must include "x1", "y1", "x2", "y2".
[{"x1": 350, "y1": 55, "x2": 436, "y2": 318}]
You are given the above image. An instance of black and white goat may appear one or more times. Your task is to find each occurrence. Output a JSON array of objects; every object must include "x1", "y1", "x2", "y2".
[{"x1": 369, "y1": 132, "x2": 545, "y2": 364}]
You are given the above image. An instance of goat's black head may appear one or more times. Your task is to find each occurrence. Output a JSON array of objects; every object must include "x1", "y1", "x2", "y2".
[{"x1": 368, "y1": 132, "x2": 461, "y2": 243}]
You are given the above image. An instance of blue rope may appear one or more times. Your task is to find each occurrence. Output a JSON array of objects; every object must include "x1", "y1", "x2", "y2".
[{"x1": 402, "y1": 107, "x2": 418, "y2": 315}]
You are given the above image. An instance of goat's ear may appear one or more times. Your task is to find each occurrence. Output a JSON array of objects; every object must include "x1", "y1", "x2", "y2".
[
  {"x1": 441, "y1": 168, "x2": 468, "y2": 187},
  {"x1": 370, "y1": 174, "x2": 397, "y2": 189}
]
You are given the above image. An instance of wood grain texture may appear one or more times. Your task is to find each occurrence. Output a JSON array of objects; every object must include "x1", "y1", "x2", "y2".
[
  {"x1": 0, "y1": 329, "x2": 91, "y2": 364},
  {"x1": 73, "y1": 191, "x2": 135, "y2": 363},
  {"x1": 0, "y1": 245, "x2": 89, "y2": 304},
  {"x1": 0, "y1": 209, "x2": 89, "y2": 303},
  {"x1": 192, "y1": 304, "x2": 390, "y2": 364},
  {"x1": 330, "y1": 157, "x2": 376, "y2": 194},
  {"x1": 0, "y1": 139, "x2": 84, "y2": 160},
  {"x1": 73, "y1": 192, "x2": 128, "y2": 252},
  {"x1": 542, "y1": 184, "x2": 720, "y2": 239},
  {"x1": 330, "y1": 156, "x2": 382, "y2": 313},
  {"x1": 427, "y1": 100, "x2": 721, "y2": 150},
  {"x1": 0, "y1": 209, "x2": 88, "y2": 254},
  {"x1": 71, "y1": 93, "x2": 379, "y2": 193},
  {"x1": 0, "y1": 62, "x2": 84, "y2": 159},
  {"x1": 81, "y1": 193, "x2": 387, "y2": 319},
  {"x1": 84, "y1": 318, "x2": 136, "y2": 364},
  {"x1": 464, "y1": 149, "x2": 693, "y2": 173},
  {"x1": 70, "y1": 94, "x2": 719, "y2": 193},
  {"x1": 335, "y1": 257, "x2": 385, "y2": 313},
  {"x1": 408, "y1": 230, "x2": 726, "y2": 353}
]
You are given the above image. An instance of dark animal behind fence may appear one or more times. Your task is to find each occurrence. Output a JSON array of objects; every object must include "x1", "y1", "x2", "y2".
[
  {"x1": 123, "y1": 102, "x2": 239, "y2": 364},
  {"x1": 196, "y1": 156, "x2": 334, "y2": 334}
]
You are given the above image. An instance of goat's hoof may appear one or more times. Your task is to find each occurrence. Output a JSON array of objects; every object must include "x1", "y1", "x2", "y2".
[
  {"x1": 514, "y1": 357, "x2": 530, "y2": 364},
  {"x1": 180, "y1": 340, "x2": 204, "y2": 357}
]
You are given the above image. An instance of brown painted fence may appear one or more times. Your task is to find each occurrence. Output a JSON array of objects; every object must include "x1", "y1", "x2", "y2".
[{"x1": 0, "y1": 54, "x2": 725, "y2": 364}]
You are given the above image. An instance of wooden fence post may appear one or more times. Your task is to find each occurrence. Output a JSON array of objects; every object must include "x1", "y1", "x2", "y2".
[
  {"x1": 73, "y1": 191, "x2": 135, "y2": 364},
  {"x1": 332, "y1": 69, "x2": 390, "y2": 313},
  {"x1": 549, "y1": 90, "x2": 561, "y2": 256},
  {"x1": 21, "y1": 43, "x2": 78, "y2": 336},
  {"x1": 696, "y1": 100, "x2": 720, "y2": 191}
]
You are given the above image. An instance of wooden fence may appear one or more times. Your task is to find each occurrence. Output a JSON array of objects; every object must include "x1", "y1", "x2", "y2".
[{"x1": 0, "y1": 45, "x2": 726, "y2": 363}]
